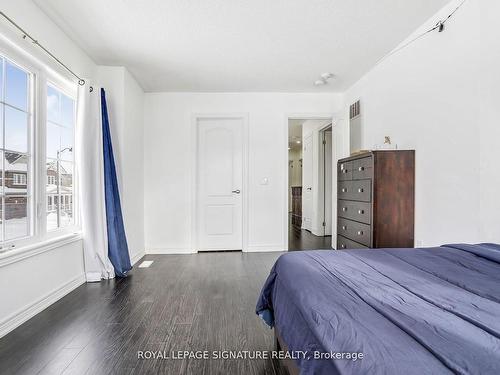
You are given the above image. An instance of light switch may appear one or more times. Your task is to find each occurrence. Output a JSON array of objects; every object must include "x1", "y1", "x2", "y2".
[{"x1": 260, "y1": 177, "x2": 269, "y2": 185}]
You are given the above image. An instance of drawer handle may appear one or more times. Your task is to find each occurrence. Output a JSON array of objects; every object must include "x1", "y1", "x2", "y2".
[
  {"x1": 342, "y1": 225, "x2": 347, "y2": 230},
  {"x1": 342, "y1": 207, "x2": 348, "y2": 212},
  {"x1": 358, "y1": 209, "x2": 365, "y2": 215},
  {"x1": 358, "y1": 167, "x2": 365, "y2": 171},
  {"x1": 357, "y1": 231, "x2": 364, "y2": 236},
  {"x1": 358, "y1": 188, "x2": 364, "y2": 193},
  {"x1": 342, "y1": 188, "x2": 348, "y2": 193}
]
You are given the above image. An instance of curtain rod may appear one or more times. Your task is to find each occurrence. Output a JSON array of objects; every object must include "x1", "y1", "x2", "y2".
[{"x1": 0, "y1": 11, "x2": 85, "y2": 86}]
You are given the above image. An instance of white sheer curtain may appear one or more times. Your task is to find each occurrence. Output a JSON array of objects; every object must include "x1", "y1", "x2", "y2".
[{"x1": 76, "y1": 82, "x2": 114, "y2": 281}]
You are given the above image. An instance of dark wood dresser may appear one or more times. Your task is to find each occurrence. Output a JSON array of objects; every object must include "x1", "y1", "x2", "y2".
[{"x1": 337, "y1": 150, "x2": 415, "y2": 249}]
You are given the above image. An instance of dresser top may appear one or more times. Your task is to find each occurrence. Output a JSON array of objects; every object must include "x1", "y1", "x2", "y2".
[{"x1": 338, "y1": 150, "x2": 415, "y2": 163}]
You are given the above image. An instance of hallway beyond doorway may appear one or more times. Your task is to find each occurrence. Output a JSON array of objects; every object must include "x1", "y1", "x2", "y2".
[{"x1": 288, "y1": 214, "x2": 332, "y2": 251}]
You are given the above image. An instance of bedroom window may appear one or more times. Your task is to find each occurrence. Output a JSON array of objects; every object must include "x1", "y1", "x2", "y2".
[
  {"x1": 0, "y1": 44, "x2": 79, "y2": 253},
  {"x1": 0, "y1": 56, "x2": 32, "y2": 243},
  {"x1": 46, "y1": 84, "x2": 75, "y2": 231}
]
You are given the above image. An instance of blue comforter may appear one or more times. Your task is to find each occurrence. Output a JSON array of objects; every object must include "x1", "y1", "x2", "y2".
[{"x1": 256, "y1": 244, "x2": 500, "y2": 375}]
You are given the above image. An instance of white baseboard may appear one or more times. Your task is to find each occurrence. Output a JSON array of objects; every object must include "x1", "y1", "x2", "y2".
[
  {"x1": 130, "y1": 250, "x2": 146, "y2": 265},
  {"x1": 146, "y1": 246, "x2": 286, "y2": 254},
  {"x1": 0, "y1": 274, "x2": 85, "y2": 338},
  {"x1": 146, "y1": 248, "x2": 195, "y2": 255},
  {"x1": 245, "y1": 244, "x2": 285, "y2": 253}
]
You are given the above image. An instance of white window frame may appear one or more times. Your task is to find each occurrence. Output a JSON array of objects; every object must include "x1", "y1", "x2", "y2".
[{"x1": 0, "y1": 40, "x2": 80, "y2": 252}]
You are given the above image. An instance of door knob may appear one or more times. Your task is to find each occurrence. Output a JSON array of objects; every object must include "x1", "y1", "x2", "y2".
[{"x1": 232, "y1": 189, "x2": 241, "y2": 194}]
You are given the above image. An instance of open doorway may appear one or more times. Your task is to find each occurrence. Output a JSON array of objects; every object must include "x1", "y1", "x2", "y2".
[{"x1": 288, "y1": 118, "x2": 333, "y2": 251}]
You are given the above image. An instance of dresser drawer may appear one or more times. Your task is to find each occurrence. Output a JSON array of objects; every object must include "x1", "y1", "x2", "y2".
[
  {"x1": 338, "y1": 161, "x2": 353, "y2": 181},
  {"x1": 338, "y1": 180, "x2": 371, "y2": 202},
  {"x1": 353, "y1": 157, "x2": 373, "y2": 180},
  {"x1": 337, "y1": 235, "x2": 369, "y2": 250},
  {"x1": 338, "y1": 200, "x2": 371, "y2": 224},
  {"x1": 337, "y1": 218, "x2": 371, "y2": 247}
]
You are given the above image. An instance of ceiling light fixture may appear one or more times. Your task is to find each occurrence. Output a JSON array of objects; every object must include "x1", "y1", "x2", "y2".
[
  {"x1": 321, "y1": 72, "x2": 335, "y2": 80},
  {"x1": 314, "y1": 72, "x2": 335, "y2": 87}
]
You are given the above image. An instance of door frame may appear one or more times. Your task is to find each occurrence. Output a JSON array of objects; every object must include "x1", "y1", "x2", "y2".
[
  {"x1": 191, "y1": 113, "x2": 249, "y2": 253},
  {"x1": 283, "y1": 114, "x2": 334, "y2": 251},
  {"x1": 318, "y1": 124, "x2": 333, "y2": 237}
]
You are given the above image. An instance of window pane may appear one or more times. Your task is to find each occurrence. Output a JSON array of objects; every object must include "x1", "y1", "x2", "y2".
[
  {"x1": 0, "y1": 199, "x2": 3, "y2": 242},
  {"x1": 61, "y1": 93, "x2": 74, "y2": 128},
  {"x1": 46, "y1": 158, "x2": 58, "y2": 230},
  {"x1": 46, "y1": 193, "x2": 58, "y2": 231},
  {"x1": 46, "y1": 158, "x2": 58, "y2": 194},
  {"x1": 0, "y1": 105, "x2": 3, "y2": 149},
  {"x1": 0, "y1": 150, "x2": 3, "y2": 192},
  {"x1": 5, "y1": 62, "x2": 28, "y2": 111},
  {"x1": 4, "y1": 152, "x2": 28, "y2": 195},
  {"x1": 60, "y1": 128, "x2": 74, "y2": 160},
  {"x1": 0, "y1": 59, "x2": 4, "y2": 102},
  {"x1": 5, "y1": 106, "x2": 28, "y2": 153},
  {"x1": 47, "y1": 122, "x2": 61, "y2": 159},
  {"x1": 5, "y1": 195, "x2": 28, "y2": 240},
  {"x1": 47, "y1": 86, "x2": 60, "y2": 123},
  {"x1": 59, "y1": 161, "x2": 73, "y2": 228},
  {"x1": 0, "y1": 150, "x2": 3, "y2": 242}
]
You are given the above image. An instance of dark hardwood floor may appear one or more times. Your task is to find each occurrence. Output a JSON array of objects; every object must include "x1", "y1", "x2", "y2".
[
  {"x1": 288, "y1": 214, "x2": 332, "y2": 251},
  {"x1": 0, "y1": 252, "x2": 288, "y2": 375}
]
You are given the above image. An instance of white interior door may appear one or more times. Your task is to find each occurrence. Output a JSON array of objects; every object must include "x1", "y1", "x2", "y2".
[
  {"x1": 302, "y1": 134, "x2": 313, "y2": 231},
  {"x1": 197, "y1": 118, "x2": 243, "y2": 251}
]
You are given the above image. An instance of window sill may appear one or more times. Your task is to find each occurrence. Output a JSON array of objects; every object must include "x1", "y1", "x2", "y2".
[{"x1": 0, "y1": 232, "x2": 83, "y2": 268}]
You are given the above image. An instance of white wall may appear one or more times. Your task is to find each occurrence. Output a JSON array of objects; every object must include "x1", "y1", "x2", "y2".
[
  {"x1": 0, "y1": 1, "x2": 145, "y2": 337},
  {"x1": 97, "y1": 67, "x2": 145, "y2": 263},
  {"x1": 0, "y1": 0, "x2": 92, "y2": 337},
  {"x1": 343, "y1": 0, "x2": 488, "y2": 247},
  {"x1": 479, "y1": 0, "x2": 500, "y2": 243},
  {"x1": 144, "y1": 93, "x2": 343, "y2": 253},
  {"x1": 0, "y1": 239, "x2": 84, "y2": 337},
  {"x1": 123, "y1": 70, "x2": 146, "y2": 262}
]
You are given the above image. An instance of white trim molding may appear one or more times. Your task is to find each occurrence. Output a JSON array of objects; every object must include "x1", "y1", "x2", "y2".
[
  {"x1": 0, "y1": 233, "x2": 82, "y2": 268},
  {"x1": 0, "y1": 273, "x2": 85, "y2": 338},
  {"x1": 245, "y1": 244, "x2": 285, "y2": 253},
  {"x1": 146, "y1": 247, "x2": 196, "y2": 255},
  {"x1": 130, "y1": 250, "x2": 146, "y2": 265}
]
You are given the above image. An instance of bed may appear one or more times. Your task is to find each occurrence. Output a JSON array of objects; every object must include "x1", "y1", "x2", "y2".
[{"x1": 256, "y1": 244, "x2": 500, "y2": 375}]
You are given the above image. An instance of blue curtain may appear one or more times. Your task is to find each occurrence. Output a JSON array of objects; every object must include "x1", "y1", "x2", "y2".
[{"x1": 101, "y1": 88, "x2": 132, "y2": 277}]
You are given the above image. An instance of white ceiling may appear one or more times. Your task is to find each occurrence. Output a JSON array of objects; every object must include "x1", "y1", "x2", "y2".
[{"x1": 34, "y1": 0, "x2": 451, "y2": 92}]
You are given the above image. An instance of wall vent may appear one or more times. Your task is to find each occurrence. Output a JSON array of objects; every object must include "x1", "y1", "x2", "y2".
[{"x1": 350, "y1": 100, "x2": 361, "y2": 119}]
